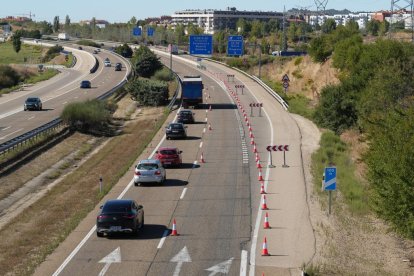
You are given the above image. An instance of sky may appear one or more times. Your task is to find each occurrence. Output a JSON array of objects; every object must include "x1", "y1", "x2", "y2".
[{"x1": 1, "y1": 0, "x2": 391, "y2": 23}]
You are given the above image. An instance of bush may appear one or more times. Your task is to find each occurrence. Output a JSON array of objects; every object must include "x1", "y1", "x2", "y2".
[
  {"x1": 126, "y1": 78, "x2": 168, "y2": 106},
  {"x1": 76, "y1": 40, "x2": 101, "y2": 48},
  {"x1": 61, "y1": 100, "x2": 111, "y2": 133},
  {"x1": 0, "y1": 65, "x2": 20, "y2": 89},
  {"x1": 42, "y1": 45, "x2": 63, "y2": 62},
  {"x1": 153, "y1": 68, "x2": 174, "y2": 82},
  {"x1": 131, "y1": 46, "x2": 163, "y2": 77},
  {"x1": 114, "y1": 43, "x2": 133, "y2": 58}
]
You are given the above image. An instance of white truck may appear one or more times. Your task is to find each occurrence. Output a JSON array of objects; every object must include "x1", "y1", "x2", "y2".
[{"x1": 58, "y1": 33, "x2": 69, "y2": 40}]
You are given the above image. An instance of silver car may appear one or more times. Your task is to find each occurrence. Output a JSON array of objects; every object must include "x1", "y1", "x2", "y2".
[{"x1": 134, "y1": 159, "x2": 166, "y2": 186}]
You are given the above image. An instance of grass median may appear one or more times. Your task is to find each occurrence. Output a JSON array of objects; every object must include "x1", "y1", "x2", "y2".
[{"x1": 0, "y1": 107, "x2": 167, "y2": 275}]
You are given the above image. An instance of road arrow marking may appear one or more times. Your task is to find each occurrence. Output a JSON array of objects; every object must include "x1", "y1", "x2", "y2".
[
  {"x1": 98, "y1": 247, "x2": 121, "y2": 276},
  {"x1": 171, "y1": 246, "x2": 191, "y2": 276},
  {"x1": 205, "y1": 257, "x2": 234, "y2": 275}
]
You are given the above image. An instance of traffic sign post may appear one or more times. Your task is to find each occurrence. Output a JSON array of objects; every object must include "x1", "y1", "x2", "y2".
[
  {"x1": 227, "y1": 74, "x2": 235, "y2": 82},
  {"x1": 132, "y1": 27, "x2": 142, "y2": 36},
  {"x1": 282, "y1": 74, "x2": 290, "y2": 93},
  {"x1": 249, "y1": 103, "x2": 253, "y2": 117},
  {"x1": 283, "y1": 81, "x2": 289, "y2": 93},
  {"x1": 266, "y1": 146, "x2": 275, "y2": 168},
  {"x1": 227, "y1": 35, "x2": 244, "y2": 56},
  {"x1": 147, "y1": 27, "x2": 154, "y2": 37},
  {"x1": 259, "y1": 103, "x2": 263, "y2": 117},
  {"x1": 235, "y1": 84, "x2": 245, "y2": 95},
  {"x1": 323, "y1": 167, "x2": 337, "y2": 215},
  {"x1": 266, "y1": 145, "x2": 289, "y2": 167},
  {"x1": 189, "y1": 35, "x2": 213, "y2": 56}
]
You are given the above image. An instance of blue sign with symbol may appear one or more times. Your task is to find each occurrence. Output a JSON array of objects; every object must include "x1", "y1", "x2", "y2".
[
  {"x1": 189, "y1": 35, "x2": 213, "y2": 55},
  {"x1": 147, "y1": 27, "x2": 154, "y2": 37},
  {"x1": 227, "y1": 35, "x2": 244, "y2": 56},
  {"x1": 324, "y1": 167, "x2": 337, "y2": 191},
  {"x1": 133, "y1": 27, "x2": 141, "y2": 36}
]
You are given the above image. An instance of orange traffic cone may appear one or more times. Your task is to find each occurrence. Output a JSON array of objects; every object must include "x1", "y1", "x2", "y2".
[
  {"x1": 246, "y1": 121, "x2": 250, "y2": 127},
  {"x1": 258, "y1": 170, "x2": 264, "y2": 182},
  {"x1": 251, "y1": 137, "x2": 255, "y2": 145},
  {"x1": 249, "y1": 131, "x2": 254, "y2": 138},
  {"x1": 253, "y1": 143, "x2": 258, "y2": 153},
  {"x1": 257, "y1": 159, "x2": 262, "y2": 169},
  {"x1": 263, "y1": 212, "x2": 270, "y2": 229},
  {"x1": 249, "y1": 125, "x2": 252, "y2": 132},
  {"x1": 261, "y1": 194, "x2": 268, "y2": 210},
  {"x1": 208, "y1": 123, "x2": 212, "y2": 131},
  {"x1": 262, "y1": 237, "x2": 270, "y2": 256},
  {"x1": 200, "y1": 152, "x2": 205, "y2": 163},
  {"x1": 255, "y1": 153, "x2": 260, "y2": 162},
  {"x1": 171, "y1": 219, "x2": 179, "y2": 236},
  {"x1": 260, "y1": 181, "x2": 266, "y2": 194}
]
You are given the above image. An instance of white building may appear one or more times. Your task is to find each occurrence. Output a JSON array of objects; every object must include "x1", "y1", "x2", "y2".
[
  {"x1": 172, "y1": 7, "x2": 283, "y2": 34},
  {"x1": 309, "y1": 13, "x2": 371, "y2": 29}
]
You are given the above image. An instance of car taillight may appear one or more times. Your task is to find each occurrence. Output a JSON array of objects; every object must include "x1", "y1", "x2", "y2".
[
  {"x1": 97, "y1": 215, "x2": 109, "y2": 219},
  {"x1": 123, "y1": 214, "x2": 135, "y2": 219},
  {"x1": 154, "y1": 170, "x2": 161, "y2": 175},
  {"x1": 134, "y1": 171, "x2": 141, "y2": 176}
]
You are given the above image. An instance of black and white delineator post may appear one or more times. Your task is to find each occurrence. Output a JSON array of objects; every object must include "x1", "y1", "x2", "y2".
[{"x1": 99, "y1": 176, "x2": 103, "y2": 193}]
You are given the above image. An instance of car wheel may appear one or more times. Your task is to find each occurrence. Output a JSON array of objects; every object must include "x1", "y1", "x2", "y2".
[
  {"x1": 140, "y1": 217, "x2": 145, "y2": 229},
  {"x1": 97, "y1": 231, "x2": 104, "y2": 237},
  {"x1": 134, "y1": 181, "x2": 139, "y2": 186}
]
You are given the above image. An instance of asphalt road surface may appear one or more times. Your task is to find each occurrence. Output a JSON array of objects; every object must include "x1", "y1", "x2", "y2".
[
  {"x1": 0, "y1": 44, "x2": 130, "y2": 143},
  {"x1": 34, "y1": 49, "x2": 314, "y2": 276}
]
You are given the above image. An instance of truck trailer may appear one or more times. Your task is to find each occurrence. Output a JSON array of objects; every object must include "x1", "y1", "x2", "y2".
[{"x1": 181, "y1": 76, "x2": 203, "y2": 108}]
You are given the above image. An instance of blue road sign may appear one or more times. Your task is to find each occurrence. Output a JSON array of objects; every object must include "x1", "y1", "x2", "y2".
[
  {"x1": 133, "y1": 27, "x2": 142, "y2": 36},
  {"x1": 189, "y1": 35, "x2": 213, "y2": 55},
  {"x1": 227, "y1": 35, "x2": 244, "y2": 56},
  {"x1": 147, "y1": 27, "x2": 154, "y2": 37},
  {"x1": 324, "y1": 167, "x2": 337, "y2": 191}
]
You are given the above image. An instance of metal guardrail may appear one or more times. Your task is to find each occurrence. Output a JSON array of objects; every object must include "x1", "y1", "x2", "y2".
[
  {"x1": 0, "y1": 51, "x2": 133, "y2": 156},
  {"x1": 205, "y1": 58, "x2": 289, "y2": 110},
  {"x1": 167, "y1": 71, "x2": 181, "y2": 111},
  {"x1": 89, "y1": 56, "x2": 99, "y2": 73}
]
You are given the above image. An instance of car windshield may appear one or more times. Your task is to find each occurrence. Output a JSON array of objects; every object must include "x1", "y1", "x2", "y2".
[
  {"x1": 160, "y1": 150, "x2": 177, "y2": 155},
  {"x1": 137, "y1": 163, "x2": 158, "y2": 170},
  {"x1": 181, "y1": 111, "x2": 192, "y2": 115},
  {"x1": 169, "y1": 124, "x2": 183, "y2": 129},
  {"x1": 26, "y1": 98, "x2": 38, "y2": 102},
  {"x1": 102, "y1": 203, "x2": 131, "y2": 213}
]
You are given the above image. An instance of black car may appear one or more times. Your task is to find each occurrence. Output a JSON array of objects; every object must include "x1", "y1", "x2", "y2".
[
  {"x1": 80, "y1": 80, "x2": 91, "y2": 88},
  {"x1": 96, "y1": 199, "x2": 144, "y2": 237},
  {"x1": 24, "y1": 97, "x2": 42, "y2": 111},
  {"x1": 177, "y1": 109, "x2": 195, "y2": 124},
  {"x1": 166, "y1": 122, "x2": 187, "y2": 139},
  {"x1": 114, "y1": 63, "x2": 122, "y2": 71}
]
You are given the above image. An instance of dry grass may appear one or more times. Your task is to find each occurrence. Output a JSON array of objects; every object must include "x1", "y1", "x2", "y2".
[
  {"x1": 0, "y1": 107, "x2": 166, "y2": 275},
  {"x1": 0, "y1": 132, "x2": 91, "y2": 201}
]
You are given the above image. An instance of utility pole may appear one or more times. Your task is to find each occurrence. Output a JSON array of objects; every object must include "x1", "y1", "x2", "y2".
[
  {"x1": 314, "y1": 0, "x2": 329, "y2": 31},
  {"x1": 282, "y1": 6, "x2": 287, "y2": 51},
  {"x1": 390, "y1": 0, "x2": 414, "y2": 42}
]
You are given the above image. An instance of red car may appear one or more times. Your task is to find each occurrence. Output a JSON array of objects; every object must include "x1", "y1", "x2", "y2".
[{"x1": 155, "y1": 147, "x2": 182, "y2": 167}]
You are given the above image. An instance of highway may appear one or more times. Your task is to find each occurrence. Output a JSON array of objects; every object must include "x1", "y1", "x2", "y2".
[
  {"x1": 0, "y1": 43, "x2": 130, "y2": 143},
  {"x1": 34, "y1": 49, "x2": 314, "y2": 275}
]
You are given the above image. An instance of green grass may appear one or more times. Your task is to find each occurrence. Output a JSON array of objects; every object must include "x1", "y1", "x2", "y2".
[
  {"x1": 0, "y1": 42, "x2": 43, "y2": 64},
  {"x1": 286, "y1": 94, "x2": 314, "y2": 120},
  {"x1": 311, "y1": 131, "x2": 370, "y2": 215},
  {"x1": 26, "y1": 69, "x2": 59, "y2": 84}
]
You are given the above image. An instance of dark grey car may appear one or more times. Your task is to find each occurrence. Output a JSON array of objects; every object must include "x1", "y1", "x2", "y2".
[
  {"x1": 165, "y1": 123, "x2": 187, "y2": 139},
  {"x1": 24, "y1": 97, "x2": 42, "y2": 111}
]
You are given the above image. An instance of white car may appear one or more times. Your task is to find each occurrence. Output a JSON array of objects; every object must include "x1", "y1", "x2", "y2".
[
  {"x1": 134, "y1": 159, "x2": 166, "y2": 186},
  {"x1": 104, "y1": 60, "x2": 111, "y2": 67}
]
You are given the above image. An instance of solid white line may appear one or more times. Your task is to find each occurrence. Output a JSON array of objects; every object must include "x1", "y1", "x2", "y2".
[
  {"x1": 180, "y1": 188, "x2": 188, "y2": 200},
  {"x1": 205, "y1": 117, "x2": 208, "y2": 122},
  {"x1": 52, "y1": 226, "x2": 97, "y2": 276},
  {"x1": 249, "y1": 81, "x2": 274, "y2": 276},
  {"x1": 240, "y1": 250, "x2": 248, "y2": 276},
  {"x1": 0, "y1": 128, "x2": 24, "y2": 140},
  {"x1": 203, "y1": 128, "x2": 206, "y2": 133},
  {"x1": 199, "y1": 142, "x2": 203, "y2": 148},
  {"x1": 28, "y1": 116, "x2": 35, "y2": 120},
  {"x1": 2, "y1": 126, "x2": 11, "y2": 131},
  {"x1": 157, "y1": 230, "x2": 169, "y2": 249},
  {"x1": 53, "y1": 111, "x2": 180, "y2": 275},
  {"x1": 62, "y1": 101, "x2": 67, "y2": 105}
]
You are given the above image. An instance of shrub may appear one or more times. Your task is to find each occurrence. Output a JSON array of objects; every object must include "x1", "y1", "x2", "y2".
[
  {"x1": 0, "y1": 65, "x2": 20, "y2": 89},
  {"x1": 131, "y1": 46, "x2": 163, "y2": 77},
  {"x1": 114, "y1": 43, "x2": 133, "y2": 58},
  {"x1": 126, "y1": 78, "x2": 168, "y2": 106},
  {"x1": 76, "y1": 40, "x2": 101, "y2": 48},
  {"x1": 61, "y1": 100, "x2": 111, "y2": 133},
  {"x1": 153, "y1": 68, "x2": 174, "y2": 82},
  {"x1": 42, "y1": 45, "x2": 63, "y2": 62}
]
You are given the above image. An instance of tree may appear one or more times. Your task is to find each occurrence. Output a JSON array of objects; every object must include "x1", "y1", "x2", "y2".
[
  {"x1": 115, "y1": 43, "x2": 133, "y2": 58},
  {"x1": 251, "y1": 20, "x2": 263, "y2": 38},
  {"x1": 131, "y1": 46, "x2": 163, "y2": 77},
  {"x1": 288, "y1": 22, "x2": 298, "y2": 42},
  {"x1": 12, "y1": 35, "x2": 21, "y2": 54},
  {"x1": 91, "y1": 17, "x2": 97, "y2": 29},
  {"x1": 321, "y1": 18, "x2": 336, "y2": 34},
  {"x1": 366, "y1": 19, "x2": 380, "y2": 36},
  {"x1": 308, "y1": 36, "x2": 331, "y2": 62},
  {"x1": 39, "y1": 21, "x2": 53, "y2": 35},
  {"x1": 64, "y1": 15, "x2": 71, "y2": 31},
  {"x1": 128, "y1": 16, "x2": 137, "y2": 26},
  {"x1": 53, "y1": 16, "x2": 60, "y2": 33}
]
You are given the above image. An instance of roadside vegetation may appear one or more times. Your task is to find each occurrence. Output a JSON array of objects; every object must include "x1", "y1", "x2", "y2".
[{"x1": 76, "y1": 39, "x2": 101, "y2": 48}]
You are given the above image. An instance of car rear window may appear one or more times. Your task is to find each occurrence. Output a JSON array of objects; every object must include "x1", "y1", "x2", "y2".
[
  {"x1": 170, "y1": 124, "x2": 182, "y2": 129},
  {"x1": 137, "y1": 163, "x2": 159, "y2": 170},
  {"x1": 27, "y1": 98, "x2": 38, "y2": 102},
  {"x1": 102, "y1": 203, "x2": 131, "y2": 213},
  {"x1": 160, "y1": 150, "x2": 177, "y2": 155}
]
